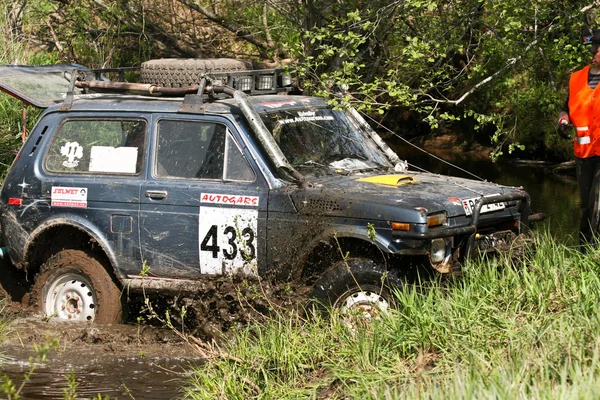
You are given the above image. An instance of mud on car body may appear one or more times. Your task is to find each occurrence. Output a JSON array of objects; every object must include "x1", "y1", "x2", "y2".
[{"x1": 0, "y1": 61, "x2": 538, "y2": 323}]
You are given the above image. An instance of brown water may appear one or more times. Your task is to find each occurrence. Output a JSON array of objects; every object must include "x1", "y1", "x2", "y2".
[
  {"x1": 1, "y1": 347, "x2": 192, "y2": 399},
  {"x1": 0, "y1": 319, "x2": 200, "y2": 400}
]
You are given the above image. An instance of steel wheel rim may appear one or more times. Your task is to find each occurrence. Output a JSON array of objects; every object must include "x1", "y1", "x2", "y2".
[
  {"x1": 44, "y1": 273, "x2": 97, "y2": 321},
  {"x1": 336, "y1": 288, "x2": 389, "y2": 319}
]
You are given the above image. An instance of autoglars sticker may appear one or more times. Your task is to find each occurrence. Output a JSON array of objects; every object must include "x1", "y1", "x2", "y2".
[
  {"x1": 60, "y1": 142, "x2": 83, "y2": 168},
  {"x1": 51, "y1": 186, "x2": 88, "y2": 208},
  {"x1": 201, "y1": 193, "x2": 259, "y2": 207},
  {"x1": 199, "y1": 207, "x2": 258, "y2": 276}
]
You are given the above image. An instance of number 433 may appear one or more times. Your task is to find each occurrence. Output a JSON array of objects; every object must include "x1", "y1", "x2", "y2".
[{"x1": 200, "y1": 224, "x2": 256, "y2": 260}]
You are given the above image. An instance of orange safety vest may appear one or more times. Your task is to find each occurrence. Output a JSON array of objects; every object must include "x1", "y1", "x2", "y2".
[{"x1": 569, "y1": 65, "x2": 600, "y2": 158}]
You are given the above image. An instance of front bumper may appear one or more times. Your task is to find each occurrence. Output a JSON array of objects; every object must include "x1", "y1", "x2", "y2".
[{"x1": 389, "y1": 192, "x2": 539, "y2": 272}]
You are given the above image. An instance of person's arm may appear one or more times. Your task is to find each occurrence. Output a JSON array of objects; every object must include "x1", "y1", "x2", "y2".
[
  {"x1": 558, "y1": 95, "x2": 571, "y2": 138},
  {"x1": 559, "y1": 95, "x2": 570, "y2": 124}
]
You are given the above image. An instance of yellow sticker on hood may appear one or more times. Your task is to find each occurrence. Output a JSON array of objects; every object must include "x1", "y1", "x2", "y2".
[{"x1": 356, "y1": 175, "x2": 416, "y2": 187}]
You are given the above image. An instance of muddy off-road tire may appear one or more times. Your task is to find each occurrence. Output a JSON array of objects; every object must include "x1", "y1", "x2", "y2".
[
  {"x1": 30, "y1": 250, "x2": 123, "y2": 324},
  {"x1": 310, "y1": 258, "x2": 396, "y2": 319},
  {"x1": 140, "y1": 58, "x2": 252, "y2": 87}
]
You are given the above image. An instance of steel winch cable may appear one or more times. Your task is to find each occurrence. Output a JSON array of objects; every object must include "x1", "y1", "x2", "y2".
[{"x1": 361, "y1": 111, "x2": 488, "y2": 182}]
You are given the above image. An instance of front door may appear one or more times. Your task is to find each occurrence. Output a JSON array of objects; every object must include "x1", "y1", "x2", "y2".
[{"x1": 140, "y1": 115, "x2": 268, "y2": 279}]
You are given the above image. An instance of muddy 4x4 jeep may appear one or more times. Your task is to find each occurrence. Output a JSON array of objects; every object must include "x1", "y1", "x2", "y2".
[{"x1": 0, "y1": 60, "x2": 538, "y2": 324}]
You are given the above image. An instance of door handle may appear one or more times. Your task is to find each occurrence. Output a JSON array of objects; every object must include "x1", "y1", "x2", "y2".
[{"x1": 145, "y1": 190, "x2": 168, "y2": 200}]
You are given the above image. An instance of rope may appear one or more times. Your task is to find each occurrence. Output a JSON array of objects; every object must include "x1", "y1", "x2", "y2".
[{"x1": 361, "y1": 112, "x2": 487, "y2": 182}]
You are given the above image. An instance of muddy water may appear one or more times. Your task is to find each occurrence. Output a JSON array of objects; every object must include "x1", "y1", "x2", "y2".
[
  {"x1": 1, "y1": 348, "x2": 191, "y2": 399},
  {"x1": 0, "y1": 318, "x2": 200, "y2": 399}
]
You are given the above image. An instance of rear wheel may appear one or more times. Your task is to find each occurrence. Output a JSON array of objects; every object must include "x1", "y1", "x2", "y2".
[
  {"x1": 310, "y1": 258, "x2": 396, "y2": 320},
  {"x1": 29, "y1": 250, "x2": 123, "y2": 324},
  {"x1": 140, "y1": 58, "x2": 252, "y2": 87}
]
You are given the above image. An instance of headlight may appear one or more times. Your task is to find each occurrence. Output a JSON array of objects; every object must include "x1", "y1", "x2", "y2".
[
  {"x1": 430, "y1": 238, "x2": 446, "y2": 263},
  {"x1": 427, "y1": 212, "x2": 447, "y2": 228},
  {"x1": 235, "y1": 76, "x2": 253, "y2": 91}
]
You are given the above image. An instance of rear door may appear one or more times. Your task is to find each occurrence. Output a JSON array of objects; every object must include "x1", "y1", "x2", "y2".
[
  {"x1": 34, "y1": 114, "x2": 148, "y2": 274},
  {"x1": 139, "y1": 114, "x2": 268, "y2": 279}
]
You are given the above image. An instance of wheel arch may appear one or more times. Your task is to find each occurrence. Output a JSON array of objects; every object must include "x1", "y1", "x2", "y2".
[
  {"x1": 299, "y1": 227, "x2": 392, "y2": 283},
  {"x1": 23, "y1": 217, "x2": 121, "y2": 283}
]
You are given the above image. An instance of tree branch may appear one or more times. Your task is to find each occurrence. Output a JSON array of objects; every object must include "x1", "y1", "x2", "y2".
[
  {"x1": 176, "y1": 0, "x2": 284, "y2": 57},
  {"x1": 421, "y1": 19, "x2": 559, "y2": 106},
  {"x1": 263, "y1": 1, "x2": 274, "y2": 49},
  {"x1": 90, "y1": 0, "x2": 197, "y2": 58}
]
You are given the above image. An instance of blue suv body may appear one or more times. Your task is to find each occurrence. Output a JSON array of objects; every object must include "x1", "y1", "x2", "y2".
[{"x1": 0, "y1": 62, "x2": 536, "y2": 324}]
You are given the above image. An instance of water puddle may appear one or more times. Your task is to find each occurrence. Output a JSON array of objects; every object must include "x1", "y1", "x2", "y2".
[{"x1": 0, "y1": 318, "x2": 201, "y2": 399}]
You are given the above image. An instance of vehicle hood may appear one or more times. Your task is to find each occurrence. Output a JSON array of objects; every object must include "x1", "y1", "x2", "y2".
[{"x1": 289, "y1": 171, "x2": 525, "y2": 221}]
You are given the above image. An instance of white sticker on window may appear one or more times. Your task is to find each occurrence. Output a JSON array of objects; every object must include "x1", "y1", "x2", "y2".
[
  {"x1": 89, "y1": 146, "x2": 138, "y2": 173},
  {"x1": 199, "y1": 207, "x2": 258, "y2": 276},
  {"x1": 60, "y1": 141, "x2": 83, "y2": 168},
  {"x1": 277, "y1": 110, "x2": 335, "y2": 125},
  {"x1": 51, "y1": 186, "x2": 88, "y2": 208}
]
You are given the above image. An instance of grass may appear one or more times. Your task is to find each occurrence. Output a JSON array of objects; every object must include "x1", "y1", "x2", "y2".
[
  {"x1": 0, "y1": 299, "x2": 9, "y2": 343},
  {"x1": 180, "y1": 232, "x2": 600, "y2": 399}
]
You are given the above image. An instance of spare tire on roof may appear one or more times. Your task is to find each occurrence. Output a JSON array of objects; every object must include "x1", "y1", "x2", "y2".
[{"x1": 140, "y1": 58, "x2": 252, "y2": 88}]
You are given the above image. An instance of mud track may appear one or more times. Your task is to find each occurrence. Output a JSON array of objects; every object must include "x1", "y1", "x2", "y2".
[{"x1": 0, "y1": 256, "x2": 310, "y2": 361}]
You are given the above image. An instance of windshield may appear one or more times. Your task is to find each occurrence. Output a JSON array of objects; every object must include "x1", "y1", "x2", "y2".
[{"x1": 260, "y1": 107, "x2": 391, "y2": 176}]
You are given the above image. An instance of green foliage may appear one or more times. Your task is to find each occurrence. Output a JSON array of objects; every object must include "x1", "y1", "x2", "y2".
[
  {"x1": 0, "y1": 0, "x2": 594, "y2": 159},
  {"x1": 0, "y1": 300, "x2": 10, "y2": 344},
  {"x1": 62, "y1": 370, "x2": 78, "y2": 400},
  {"x1": 181, "y1": 232, "x2": 600, "y2": 398},
  {"x1": 296, "y1": 0, "x2": 592, "y2": 158},
  {"x1": 366, "y1": 223, "x2": 376, "y2": 243}
]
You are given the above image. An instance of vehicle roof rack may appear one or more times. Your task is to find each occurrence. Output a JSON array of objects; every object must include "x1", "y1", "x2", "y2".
[
  {"x1": 65, "y1": 66, "x2": 299, "y2": 110},
  {"x1": 74, "y1": 67, "x2": 296, "y2": 94},
  {"x1": 207, "y1": 68, "x2": 297, "y2": 95}
]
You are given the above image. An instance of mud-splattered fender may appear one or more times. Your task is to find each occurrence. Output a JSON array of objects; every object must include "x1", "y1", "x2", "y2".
[
  {"x1": 0, "y1": 207, "x2": 31, "y2": 266},
  {"x1": 22, "y1": 215, "x2": 124, "y2": 280},
  {"x1": 294, "y1": 225, "x2": 394, "y2": 271}
]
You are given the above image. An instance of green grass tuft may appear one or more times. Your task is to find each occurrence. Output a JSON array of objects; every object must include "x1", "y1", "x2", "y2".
[{"x1": 181, "y1": 233, "x2": 600, "y2": 399}]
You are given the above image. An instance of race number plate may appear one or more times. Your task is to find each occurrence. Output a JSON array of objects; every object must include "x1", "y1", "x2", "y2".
[
  {"x1": 199, "y1": 207, "x2": 258, "y2": 276},
  {"x1": 461, "y1": 196, "x2": 505, "y2": 216}
]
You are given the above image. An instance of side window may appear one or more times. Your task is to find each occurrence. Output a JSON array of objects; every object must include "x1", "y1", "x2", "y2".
[
  {"x1": 156, "y1": 119, "x2": 255, "y2": 182},
  {"x1": 45, "y1": 119, "x2": 146, "y2": 175}
]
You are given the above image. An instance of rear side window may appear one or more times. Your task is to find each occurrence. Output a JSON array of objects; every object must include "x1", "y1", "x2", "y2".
[
  {"x1": 155, "y1": 119, "x2": 255, "y2": 182},
  {"x1": 45, "y1": 119, "x2": 147, "y2": 175}
]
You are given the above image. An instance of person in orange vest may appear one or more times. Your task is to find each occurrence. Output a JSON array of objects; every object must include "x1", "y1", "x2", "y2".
[{"x1": 558, "y1": 28, "x2": 600, "y2": 246}]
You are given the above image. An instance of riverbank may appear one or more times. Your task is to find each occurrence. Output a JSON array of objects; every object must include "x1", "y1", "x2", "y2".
[{"x1": 404, "y1": 132, "x2": 576, "y2": 177}]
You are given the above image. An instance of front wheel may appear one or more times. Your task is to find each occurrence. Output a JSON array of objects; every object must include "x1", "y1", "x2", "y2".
[
  {"x1": 310, "y1": 258, "x2": 396, "y2": 320},
  {"x1": 29, "y1": 250, "x2": 123, "y2": 324}
]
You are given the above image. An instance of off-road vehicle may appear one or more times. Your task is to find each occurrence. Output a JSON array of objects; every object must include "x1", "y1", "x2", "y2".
[{"x1": 0, "y1": 60, "x2": 538, "y2": 324}]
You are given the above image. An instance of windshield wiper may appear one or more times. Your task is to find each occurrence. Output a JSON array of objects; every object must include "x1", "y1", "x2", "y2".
[{"x1": 296, "y1": 160, "x2": 327, "y2": 168}]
